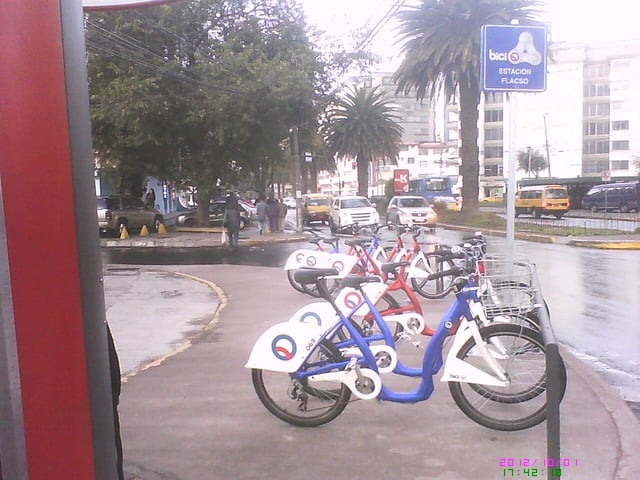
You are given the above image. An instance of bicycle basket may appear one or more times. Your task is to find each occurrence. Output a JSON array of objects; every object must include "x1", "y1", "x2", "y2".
[{"x1": 478, "y1": 259, "x2": 535, "y2": 316}]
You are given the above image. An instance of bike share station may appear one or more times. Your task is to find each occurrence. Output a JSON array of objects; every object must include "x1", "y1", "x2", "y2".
[
  {"x1": 248, "y1": 21, "x2": 564, "y2": 477},
  {"x1": 481, "y1": 24, "x2": 564, "y2": 468}
]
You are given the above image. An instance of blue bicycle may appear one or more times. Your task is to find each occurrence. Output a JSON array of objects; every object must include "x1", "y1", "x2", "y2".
[{"x1": 247, "y1": 265, "x2": 566, "y2": 431}]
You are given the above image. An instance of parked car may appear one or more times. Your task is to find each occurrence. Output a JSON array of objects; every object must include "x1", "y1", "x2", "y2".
[
  {"x1": 97, "y1": 195, "x2": 164, "y2": 236},
  {"x1": 432, "y1": 195, "x2": 462, "y2": 213},
  {"x1": 581, "y1": 181, "x2": 639, "y2": 213},
  {"x1": 514, "y1": 185, "x2": 570, "y2": 218},
  {"x1": 302, "y1": 193, "x2": 331, "y2": 225},
  {"x1": 328, "y1": 196, "x2": 379, "y2": 233},
  {"x1": 176, "y1": 200, "x2": 249, "y2": 229},
  {"x1": 282, "y1": 197, "x2": 297, "y2": 209},
  {"x1": 386, "y1": 195, "x2": 437, "y2": 227}
]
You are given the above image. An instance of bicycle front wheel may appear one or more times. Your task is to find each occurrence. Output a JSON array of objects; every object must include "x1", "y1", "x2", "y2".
[
  {"x1": 410, "y1": 253, "x2": 456, "y2": 299},
  {"x1": 448, "y1": 324, "x2": 563, "y2": 431}
]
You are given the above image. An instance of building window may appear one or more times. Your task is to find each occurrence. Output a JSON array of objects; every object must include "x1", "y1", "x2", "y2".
[
  {"x1": 484, "y1": 127, "x2": 503, "y2": 141},
  {"x1": 484, "y1": 92, "x2": 504, "y2": 104},
  {"x1": 584, "y1": 62, "x2": 610, "y2": 79},
  {"x1": 583, "y1": 158, "x2": 609, "y2": 174},
  {"x1": 484, "y1": 146, "x2": 504, "y2": 158},
  {"x1": 611, "y1": 160, "x2": 629, "y2": 170},
  {"x1": 611, "y1": 120, "x2": 629, "y2": 130},
  {"x1": 484, "y1": 110, "x2": 503, "y2": 123},
  {"x1": 584, "y1": 102, "x2": 610, "y2": 117},
  {"x1": 583, "y1": 140, "x2": 609, "y2": 154},
  {"x1": 484, "y1": 164, "x2": 503, "y2": 176},
  {"x1": 407, "y1": 157, "x2": 415, "y2": 165},
  {"x1": 583, "y1": 83, "x2": 610, "y2": 97},
  {"x1": 583, "y1": 121, "x2": 609, "y2": 136},
  {"x1": 419, "y1": 160, "x2": 429, "y2": 168},
  {"x1": 611, "y1": 140, "x2": 629, "y2": 151}
]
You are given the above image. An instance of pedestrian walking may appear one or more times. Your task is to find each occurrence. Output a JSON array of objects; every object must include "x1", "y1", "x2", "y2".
[
  {"x1": 255, "y1": 197, "x2": 267, "y2": 235},
  {"x1": 277, "y1": 198, "x2": 287, "y2": 232},
  {"x1": 223, "y1": 193, "x2": 242, "y2": 248},
  {"x1": 144, "y1": 188, "x2": 156, "y2": 208},
  {"x1": 265, "y1": 197, "x2": 278, "y2": 234}
]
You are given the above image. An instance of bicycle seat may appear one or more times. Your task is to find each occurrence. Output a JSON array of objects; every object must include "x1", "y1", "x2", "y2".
[
  {"x1": 322, "y1": 237, "x2": 340, "y2": 248},
  {"x1": 340, "y1": 275, "x2": 383, "y2": 289},
  {"x1": 308, "y1": 238, "x2": 322, "y2": 246},
  {"x1": 293, "y1": 268, "x2": 340, "y2": 285},
  {"x1": 381, "y1": 261, "x2": 411, "y2": 274},
  {"x1": 344, "y1": 238, "x2": 370, "y2": 247}
]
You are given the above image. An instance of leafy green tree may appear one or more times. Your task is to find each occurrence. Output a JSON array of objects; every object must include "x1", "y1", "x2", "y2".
[
  {"x1": 517, "y1": 148, "x2": 548, "y2": 178},
  {"x1": 323, "y1": 85, "x2": 403, "y2": 197},
  {"x1": 393, "y1": 0, "x2": 544, "y2": 211},
  {"x1": 86, "y1": 0, "x2": 325, "y2": 222}
]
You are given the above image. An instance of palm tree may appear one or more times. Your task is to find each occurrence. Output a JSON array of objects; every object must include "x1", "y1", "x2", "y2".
[
  {"x1": 323, "y1": 85, "x2": 404, "y2": 197},
  {"x1": 393, "y1": 0, "x2": 544, "y2": 211}
]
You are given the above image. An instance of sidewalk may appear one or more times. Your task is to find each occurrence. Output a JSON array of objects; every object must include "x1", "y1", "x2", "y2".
[{"x1": 102, "y1": 229, "x2": 640, "y2": 480}]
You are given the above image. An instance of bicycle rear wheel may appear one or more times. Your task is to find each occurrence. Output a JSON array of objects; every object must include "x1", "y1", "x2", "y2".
[
  {"x1": 251, "y1": 342, "x2": 351, "y2": 427},
  {"x1": 448, "y1": 324, "x2": 563, "y2": 431},
  {"x1": 410, "y1": 253, "x2": 456, "y2": 299}
]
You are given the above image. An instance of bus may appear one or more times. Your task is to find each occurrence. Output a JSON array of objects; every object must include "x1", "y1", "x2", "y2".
[{"x1": 408, "y1": 176, "x2": 457, "y2": 202}]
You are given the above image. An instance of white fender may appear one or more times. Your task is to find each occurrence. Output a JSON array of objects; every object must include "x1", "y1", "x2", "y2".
[
  {"x1": 334, "y1": 281, "x2": 387, "y2": 317},
  {"x1": 322, "y1": 253, "x2": 360, "y2": 278},
  {"x1": 309, "y1": 368, "x2": 382, "y2": 400},
  {"x1": 284, "y1": 249, "x2": 331, "y2": 271},
  {"x1": 286, "y1": 302, "x2": 338, "y2": 329},
  {"x1": 406, "y1": 252, "x2": 431, "y2": 279},
  {"x1": 245, "y1": 321, "x2": 327, "y2": 372}
]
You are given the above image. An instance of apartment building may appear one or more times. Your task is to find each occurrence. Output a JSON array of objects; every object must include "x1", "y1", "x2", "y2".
[{"x1": 319, "y1": 38, "x2": 640, "y2": 199}]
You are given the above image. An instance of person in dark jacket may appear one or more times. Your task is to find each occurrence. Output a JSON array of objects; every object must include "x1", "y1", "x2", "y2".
[
  {"x1": 265, "y1": 197, "x2": 278, "y2": 234},
  {"x1": 223, "y1": 193, "x2": 242, "y2": 247}
]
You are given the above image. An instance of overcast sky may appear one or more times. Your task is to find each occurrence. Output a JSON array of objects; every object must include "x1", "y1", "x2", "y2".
[{"x1": 300, "y1": 0, "x2": 640, "y2": 49}]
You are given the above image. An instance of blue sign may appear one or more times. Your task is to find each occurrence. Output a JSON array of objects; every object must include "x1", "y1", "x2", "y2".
[{"x1": 481, "y1": 25, "x2": 547, "y2": 92}]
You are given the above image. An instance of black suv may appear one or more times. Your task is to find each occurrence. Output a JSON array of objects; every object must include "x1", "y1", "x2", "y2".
[{"x1": 97, "y1": 195, "x2": 164, "y2": 236}]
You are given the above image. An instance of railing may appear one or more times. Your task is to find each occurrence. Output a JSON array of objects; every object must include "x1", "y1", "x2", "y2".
[{"x1": 530, "y1": 266, "x2": 563, "y2": 479}]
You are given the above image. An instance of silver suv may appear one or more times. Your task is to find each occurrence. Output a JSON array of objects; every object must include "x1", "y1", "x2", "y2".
[
  {"x1": 329, "y1": 196, "x2": 380, "y2": 233},
  {"x1": 97, "y1": 195, "x2": 164, "y2": 236}
]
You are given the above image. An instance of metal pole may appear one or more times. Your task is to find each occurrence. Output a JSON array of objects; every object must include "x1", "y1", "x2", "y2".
[
  {"x1": 292, "y1": 127, "x2": 303, "y2": 233},
  {"x1": 506, "y1": 93, "x2": 517, "y2": 262},
  {"x1": 544, "y1": 114, "x2": 552, "y2": 177}
]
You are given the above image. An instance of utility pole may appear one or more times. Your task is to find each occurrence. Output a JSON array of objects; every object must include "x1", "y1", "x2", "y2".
[
  {"x1": 291, "y1": 126, "x2": 303, "y2": 233},
  {"x1": 527, "y1": 146, "x2": 532, "y2": 178},
  {"x1": 544, "y1": 114, "x2": 552, "y2": 177}
]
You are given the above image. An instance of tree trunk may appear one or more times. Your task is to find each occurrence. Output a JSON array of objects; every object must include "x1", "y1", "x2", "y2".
[
  {"x1": 196, "y1": 187, "x2": 211, "y2": 226},
  {"x1": 459, "y1": 81, "x2": 480, "y2": 212},
  {"x1": 356, "y1": 155, "x2": 369, "y2": 197}
]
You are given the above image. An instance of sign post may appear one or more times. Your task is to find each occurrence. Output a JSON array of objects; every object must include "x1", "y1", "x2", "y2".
[{"x1": 480, "y1": 24, "x2": 547, "y2": 258}]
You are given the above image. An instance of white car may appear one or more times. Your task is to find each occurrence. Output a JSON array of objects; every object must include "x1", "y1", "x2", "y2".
[
  {"x1": 329, "y1": 196, "x2": 380, "y2": 233},
  {"x1": 386, "y1": 195, "x2": 437, "y2": 227}
]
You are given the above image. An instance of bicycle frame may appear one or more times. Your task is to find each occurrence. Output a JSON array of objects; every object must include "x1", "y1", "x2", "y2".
[{"x1": 282, "y1": 277, "x2": 509, "y2": 403}]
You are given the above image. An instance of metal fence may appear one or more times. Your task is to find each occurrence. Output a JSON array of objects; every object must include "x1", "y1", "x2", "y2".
[{"x1": 515, "y1": 215, "x2": 639, "y2": 236}]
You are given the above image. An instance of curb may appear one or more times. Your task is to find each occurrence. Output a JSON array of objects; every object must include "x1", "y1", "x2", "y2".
[{"x1": 561, "y1": 348, "x2": 640, "y2": 479}]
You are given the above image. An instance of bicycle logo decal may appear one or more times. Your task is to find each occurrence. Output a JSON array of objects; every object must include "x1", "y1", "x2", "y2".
[
  {"x1": 295, "y1": 252, "x2": 305, "y2": 263},
  {"x1": 271, "y1": 334, "x2": 297, "y2": 361},
  {"x1": 299, "y1": 312, "x2": 322, "y2": 326},
  {"x1": 343, "y1": 291, "x2": 362, "y2": 309},
  {"x1": 332, "y1": 260, "x2": 344, "y2": 272},
  {"x1": 306, "y1": 256, "x2": 317, "y2": 267}
]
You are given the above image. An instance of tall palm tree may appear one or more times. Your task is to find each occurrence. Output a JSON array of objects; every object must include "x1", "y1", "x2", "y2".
[
  {"x1": 393, "y1": 0, "x2": 544, "y2": 211},
  {"x1": 323, "y1": 85, "x2": 404, "y2": 197}
]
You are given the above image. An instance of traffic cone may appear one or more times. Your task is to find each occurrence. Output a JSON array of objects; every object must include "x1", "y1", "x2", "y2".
[
  {"x1": 158, "y1": 223, "x2": 167, "y2": 235},
  {"x1": 119, "y1": 226, "x2": 130, "y2": 240},
  {"x1": 139, "y1": 225, "x2": 149, "y2": 237}
]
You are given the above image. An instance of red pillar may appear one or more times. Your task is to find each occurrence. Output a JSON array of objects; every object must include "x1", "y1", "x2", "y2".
[{"x1": 0, "y1": 1, "x2": 106, "y2": 478}]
